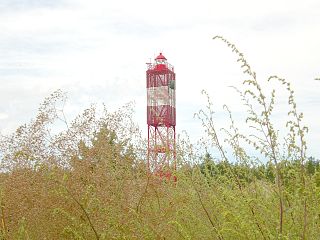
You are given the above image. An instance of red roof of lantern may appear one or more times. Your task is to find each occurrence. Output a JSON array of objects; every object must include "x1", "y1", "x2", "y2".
[{"x1": 155, "y1": 52, "x2": 167, "y2": 61}]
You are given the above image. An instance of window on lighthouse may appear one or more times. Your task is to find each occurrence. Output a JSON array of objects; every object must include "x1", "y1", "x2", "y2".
[{"x1": 156, "y1": 59, "x2": 166, "y2": 65}]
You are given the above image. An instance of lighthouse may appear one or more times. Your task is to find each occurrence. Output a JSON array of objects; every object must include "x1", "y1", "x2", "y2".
[{"x1": 146, "y1": 53, "x2": 176, "y2": 180}]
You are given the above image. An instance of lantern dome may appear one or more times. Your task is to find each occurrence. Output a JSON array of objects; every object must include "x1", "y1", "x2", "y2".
[{"x1": 155, "y1": 52, "x2": 167, "y2": 61}]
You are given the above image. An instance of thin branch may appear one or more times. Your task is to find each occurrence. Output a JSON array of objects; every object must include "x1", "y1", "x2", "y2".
[
  {"x1": 63, "y1": 186, "x2": 100, "y2": 240},
  {"x1": 191, "y1": 180, "x2": 223, "y2": 240}
]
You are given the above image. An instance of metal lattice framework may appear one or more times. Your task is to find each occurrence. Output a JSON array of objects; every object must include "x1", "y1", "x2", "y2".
[{"x1": 146, "y1": 53, "x2": 176, "y2": 180}]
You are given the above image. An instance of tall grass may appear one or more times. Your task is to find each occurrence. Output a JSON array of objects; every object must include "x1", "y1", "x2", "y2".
[{"x1": 0, "y1": 37, "x2": 319, "y2": 239}]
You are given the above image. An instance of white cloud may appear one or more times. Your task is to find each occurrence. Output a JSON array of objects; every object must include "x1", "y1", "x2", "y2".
[
  {"x1": 0, "y1": 113, "x2": 8, "y2": 120},
  {"x1": 0, "y1": 0, "x2": 319, "y2": 158}
]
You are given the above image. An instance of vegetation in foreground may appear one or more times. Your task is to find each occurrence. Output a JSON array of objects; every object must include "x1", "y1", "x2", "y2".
[{"x1": 0, "y1": 37, "x2": 319, "y2": 239}]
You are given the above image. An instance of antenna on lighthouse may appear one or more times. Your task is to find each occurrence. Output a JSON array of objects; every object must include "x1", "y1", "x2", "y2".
[{"x1": 146, "y1": 58, "x2": 152, "y2": 69}]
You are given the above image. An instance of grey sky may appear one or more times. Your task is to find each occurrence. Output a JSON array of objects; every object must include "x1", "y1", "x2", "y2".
[{"x1": 0, "y1": 0, "x2": 319, "y2": 158}]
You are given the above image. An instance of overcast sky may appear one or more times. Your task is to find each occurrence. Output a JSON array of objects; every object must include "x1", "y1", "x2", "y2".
[{"x1": 0, "y1": 0, "x2": 319, "y2": 158}]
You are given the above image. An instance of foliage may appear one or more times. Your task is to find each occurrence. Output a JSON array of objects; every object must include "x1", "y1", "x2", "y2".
[{"x1": 0, "y1": 37, "x2": 319, "y2": 239}]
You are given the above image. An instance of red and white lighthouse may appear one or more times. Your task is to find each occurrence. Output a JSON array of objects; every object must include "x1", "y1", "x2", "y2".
[{"x1": 146, "y1": 53, "x2": 176, "y2": 180}]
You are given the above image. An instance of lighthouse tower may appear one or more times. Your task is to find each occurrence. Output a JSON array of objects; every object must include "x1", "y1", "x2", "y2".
[{"x1": 146, "y1": 53, "x2": 176, "y2": 179}]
